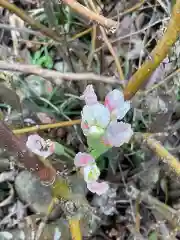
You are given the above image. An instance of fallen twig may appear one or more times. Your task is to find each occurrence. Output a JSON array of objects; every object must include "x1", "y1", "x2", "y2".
[
  {"x1": 13, "y1": 119, "x2": 81, "y2": 135},
  {"x1": 0, "y1": 61, "x2": 119, "y2": 84},
  {"x1": 61, "y1": 0, "x2": 117, "y2": 29}
]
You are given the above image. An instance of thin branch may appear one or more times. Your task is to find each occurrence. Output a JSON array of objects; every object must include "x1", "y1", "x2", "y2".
[
  {"x1": 0, "y1": 23, "x2": 42, "y2": 36},
  {"x1": 13, "y1": 119, "x2": 81, "y2": 135},
  {"x1": 86, "y1": 0, "x2": 124, "y2": 79},
  {"x1": 119, "y1": 0, "x2": 145, "y2": 17},
  {"x1": 0, "y1": 61, "x2": 119, "y2": 84},
  {"x1": 94, "y1": 17, "x2": 170, "y2": 52},
  {"x1": 99, "y1": 26, "x2": 125, "y2": 80},
  {"x1": 61, "y1": 0, "x2": 117, "y2": 29},
  {"x1": 123, "y1": 0, "x2": 180, "y2": 100}
]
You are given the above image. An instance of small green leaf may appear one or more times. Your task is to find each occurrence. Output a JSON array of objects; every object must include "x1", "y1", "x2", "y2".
[
  {"x1": 54, "y1": 142, "x2": 74, "y2": 160},
  {"x1": 87, "y1": 136, "x2": 110, "y2": 159},
  {"x1": 148, "y1": 231, "x2": 158, "y2": 240}
]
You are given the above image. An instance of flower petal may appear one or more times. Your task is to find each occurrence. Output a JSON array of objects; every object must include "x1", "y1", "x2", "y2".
[
  {"x1": 105, "y1": 89, "x2": 130, "y2": 120},
  {"x1": 87, "y1": 181, "x2": 109, "y2": 195},
  {"x1": 102, "y1": 121, "x2": 133, "y2": 147},
  {"x1": 81, "y1": 103, "x2": 110, "y2": 129},
  {"x1": 74, "y1": 152, "x2": 95, "y2": 167},
  {"x1": 81, "y1": 84, "x2": 98, "y2": 105},
  {"x1": 105, "y1": 89, "x2": 124, "y2": 111},
  {"x1": 81, "y1": 120, "x2": 90, "y2": 136},
  {"x1": 111, "y1": 101, "x2": 130, "y2": 120},
  {"x1": 83, "y1": 163, "x2": 100, "y2": 183},
  {"x1": 26, "y1": 134, "x2": 53, "y2": 158}
]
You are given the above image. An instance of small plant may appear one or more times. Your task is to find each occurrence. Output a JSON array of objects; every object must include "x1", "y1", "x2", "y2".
[
  {"x1": 31, "y1": 46, "x2": 53, "y2": 69},
  {"x1": 26, "y1": 85, "x2": 133, "y2": 195}
]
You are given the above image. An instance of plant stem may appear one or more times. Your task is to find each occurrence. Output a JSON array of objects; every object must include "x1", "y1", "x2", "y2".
[{"x1": 123, "y1": 0, "x2": 180, "y2": 100}]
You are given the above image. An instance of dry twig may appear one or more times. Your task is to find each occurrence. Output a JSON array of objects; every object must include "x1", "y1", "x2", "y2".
[
  {"x1": 61, "y1": 0, "x2": 117, "y2": 29},
  {"x1": 0, "y1": 61, "x2": 119, "y2": 84},
  {"x1": 13, "y1": 119, "x2": 81, "y2": 135}
]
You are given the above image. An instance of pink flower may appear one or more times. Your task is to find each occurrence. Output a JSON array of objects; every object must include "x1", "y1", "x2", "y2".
[
  {"x1": 104, "y1": 89, "x2": 130, "y2": 120},
  {"x1": 26, "y1": 134, "x2": 54, "y2": 158},
  {"x1": 81, "y1": 85, "x2": 98, "y2": 105},
  {"x1": 87, "y1": 181, "x2": 109, "y2": 195},
  {"x1": 102, "y1": 121, "x2": 133, "y2": 147},
  {"x1": 74, "y1": 152, "x2": 95, "y2": 167}
]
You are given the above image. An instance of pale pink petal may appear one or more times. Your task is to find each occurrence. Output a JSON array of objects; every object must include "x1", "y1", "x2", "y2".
[
  {"x1": 81, "y1": 103, "x2": 110, "y2": 129},
  {"x1": 74, "y1": 152, "x2": 95, "y2": 167},
  {"x1": 102, "y1": 121, "x2": 133, "y2": 147},
  {"x1": 111, "y1": 101, "x2": 130, "y2": 120},
  {"x1": 81, "y1": 120, "x2": 90, "y2": 136},
  {"x1": 105, "y1": 89, "x2": 124, "y2": 112},
  {"x1": 87, "y1": 181, "x2": 109, "y2": 195},
  {"x1": 26, "y1": 134, "x2": 53, "y2": 158},
  {"x1": 105, "y1": 89, "x2": 130, "y2": 120},
  {"x1": 81, "y1": 85, "x2": 98, "y2": 105}
]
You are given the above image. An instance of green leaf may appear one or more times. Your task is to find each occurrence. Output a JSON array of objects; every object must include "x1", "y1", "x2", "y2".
[
  {"x1": 32, "y1": 50, "x2": 42, "y2": 64},
  {"x1": 148, "y1": 231, "x2": 158, "y2": 240},
  {"x1": 87, "y1": 136, "x2": 110, "y2": 159},
  {"x1": 54, "y1": 142, "x2": 75, "y2": 160}
]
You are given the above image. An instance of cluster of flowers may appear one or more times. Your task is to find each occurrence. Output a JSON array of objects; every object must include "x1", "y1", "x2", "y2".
[
  {"x1": 25, "y1": 85, "x2": 133, "y2": 196},
  {"x1": 74, "y1": 85, "x2": 133, "y2": 195}
]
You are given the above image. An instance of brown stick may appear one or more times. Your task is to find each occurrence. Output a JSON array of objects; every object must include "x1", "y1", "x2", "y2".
[
  {"x1": 61, "y1": 0, "x2": 117, "y2": 29},
  {"x1": 0, "y1": 61, "x2": 119, "y2": 84}
]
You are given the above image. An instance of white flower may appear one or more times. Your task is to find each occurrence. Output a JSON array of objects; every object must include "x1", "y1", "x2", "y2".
[
  {"x1": 83, "y1": 163, "x2": 100, "y2": 183},
  {"x1": 87, "y1": 181, "x2": 109, "y2": 195},
  {"x1": 102, "y1": 121, "x2": 133, "y2": 147},
  {"x1": 26, "y1": 134, "x2": 54, "y2": 158},
  {"x1": 74, "y1": 152, "x2": 95, "y2": 167},
  {"x1": 81, "y1": 103, "x2": 110, "y2": 137},
  {"x1": 104, "y1": 89, "x2": 130, "y2": 120}
]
